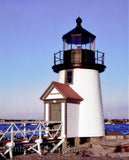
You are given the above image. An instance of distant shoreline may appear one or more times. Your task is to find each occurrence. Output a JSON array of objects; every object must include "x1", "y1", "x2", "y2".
[{"x1": 0, "y1": 119, "x2": 129, "y2": 123}]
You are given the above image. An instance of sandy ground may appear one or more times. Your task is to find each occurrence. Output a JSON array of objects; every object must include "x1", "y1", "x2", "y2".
[
  {"x1": 0, "y1": 135, "x2": 129, "y2": 159},
  {"x1": 10, "y1": 153, "x2": 129, "y2": 160}
]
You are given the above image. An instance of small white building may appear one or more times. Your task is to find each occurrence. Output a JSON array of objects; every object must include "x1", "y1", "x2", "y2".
[
  {"x1": 41, "y1": 17, "x2": 106, "y2": 138},
  {"x1": 40, "y1": 81, "x2": 83, "y2": 138}
]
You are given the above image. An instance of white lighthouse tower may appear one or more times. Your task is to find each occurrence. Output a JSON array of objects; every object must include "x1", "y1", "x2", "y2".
[{"x1": 52, "y1": 17, "x2": 106, "y2": 137}]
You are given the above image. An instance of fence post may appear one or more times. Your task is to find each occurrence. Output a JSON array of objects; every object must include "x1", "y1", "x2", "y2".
[
  {"x1": 11, "y1": 123, "x2": 13, "y2": 144},
  {"x1": 24, "y1": 122, "x2": 26, "y2": 138},
  {"x1": 59, "y1": 51, "x2": 61, "y2": 64},
  {"x1": 8, "y1": 123, "x2": 15, "y2": 159},
  {"x1": 39, "y1": 123, "x2": 42, "y2": 141},
  {"x1": 97, "y1": 50, "x2": 98, "y2": 64},
  {"x1": 103, "y1": 53, "x2": 104, "y2": 65},
  {"x1": 54, "y1": 53, "x2": 55, "y2": 65}
]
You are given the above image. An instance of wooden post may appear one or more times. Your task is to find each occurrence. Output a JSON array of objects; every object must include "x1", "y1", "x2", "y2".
[
  {"x1": 62, "y1": 138, "x2": 67, "y2": 148},
  {"x1": 74, "y1": 137, "x2": 80, "y2": 147},
  {"x1": 61, "y1": 138, "x2": 67, "y2": 153}
]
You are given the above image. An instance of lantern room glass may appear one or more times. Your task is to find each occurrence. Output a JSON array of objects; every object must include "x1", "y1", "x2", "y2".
[{"x1": 63, "y1": 34, "x2": 95, "y2": 51}]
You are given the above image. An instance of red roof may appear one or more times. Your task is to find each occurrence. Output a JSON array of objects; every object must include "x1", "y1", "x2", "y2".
[{"x1": 40, "y1": 81, "x2": 83, "y2": 101}]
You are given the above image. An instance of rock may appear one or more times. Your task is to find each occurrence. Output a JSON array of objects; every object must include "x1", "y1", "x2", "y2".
[
  {"x1": 124, "y1": 134, "x2": 129, "y2": 139},
  {"x1": 106, "y1": 130, "x2": 123, "y2": 135},
  {"x1": 107, "y1": 152, "x2": 129, "y2": 158},
  {"x1": 99, "y1": 139, "x2": 124, "y2": 152},
  {"x1": 105, "y1": 135, "x2": 117, "y2": 140},
  {"x1": 86, "y1": 148, "x2": 111, "y2": 157},
  {"x1": 90, "y1": 137, "x2": 100, "y2": 144},
  {"x1": 100, "y1": 139, "x2": 122, "y2": 147},
  {"x1": 124, "y1": 147, "x2": 129, "y2": 152},
  {"x1": 91, "y1": 143, "x2": 104, "y2": 150},
  {"x1": 121, "y1": 146, "x2": 129, "y2": 152},
  {"x1": 120, "y1": 140, "x2": 129, "y2": 152},
  {"x1": 82, "y1": 142, "x2": 91, "y2": 149},
  {"x1": 116, "y1": 135, "x2": 124, "y2": 140},
  {"x1": 121, "y1": 139, "x2": 129, "y2": 147},
  {"x1": 81, "y1": 150, "x2": 91, "y2": 157},
  {"x1": 85, "y1": 138, "x2": 129, "y2": 157}
]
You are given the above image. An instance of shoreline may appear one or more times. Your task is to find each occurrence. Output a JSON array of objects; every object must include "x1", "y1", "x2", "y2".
[{"x1": 1, "y1": 136, "x2": 129, "y2": 160}]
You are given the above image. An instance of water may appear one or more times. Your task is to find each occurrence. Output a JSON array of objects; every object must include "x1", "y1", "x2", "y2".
[
  {"x1": 0, "y1": 123, "x2": 44, "y2": 139},
  {"x1": 105, "y1": 123, "x2": 129, "y2": 135},
  {"x1": 0, "y1": 123, "x2": 129, "y2": 137},
  {"x1": 0, "y1": 123, "x2": 38, "y2": 132}
]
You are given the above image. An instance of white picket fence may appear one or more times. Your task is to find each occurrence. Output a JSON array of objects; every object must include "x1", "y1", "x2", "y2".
[{"x1": 0, "y1": 121, "x2": 65, "y2": 159}]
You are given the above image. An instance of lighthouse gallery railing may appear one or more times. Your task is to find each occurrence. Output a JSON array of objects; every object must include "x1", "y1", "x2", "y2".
[{"x1": 54, "y1": 49, "x2": 104, "y2": 66}]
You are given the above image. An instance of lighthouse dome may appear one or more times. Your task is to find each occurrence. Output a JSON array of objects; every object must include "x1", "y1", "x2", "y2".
[{"x1": 62, "y1": 17, "x2": 96, "y2": 45}]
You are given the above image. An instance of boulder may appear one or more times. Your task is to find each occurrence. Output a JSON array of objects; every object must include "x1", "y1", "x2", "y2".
[
  {"x1": 91, "y1": 143, "x2": 104, "y2": 149},
  {"x1": 99, "y1": 139, "x2": 124, "y2": 152},
  {"x1": 105, "y1": 135, "x2": 116, "y2": 140},
  {"x1": 89, "y1": 137, "x2": 129, "y2": 155},
  {"x1": 100, "y1": 140, "x2": 124, "y2": 147},
  {"x1": 124, "y1": 134, "x2": 129, "y2": 139},
  {"x1": 90, "y1": 137, "x2": 101, "y2": 144},
  {"x1": 106, "y1": 130, "x2": 123, "y2": 135},
  {"x1": 116, "y1": 135, "x2": 124, "y2": 140},
  {"x1": 86, "y1": 148, "x2": 111, "y2": 157},
  {"x1": 120, "y1": 140, "x2": 129, "y2": 152},
  {"x1": 121, "y1": 146, "x2": 129, "y2": 152},
  {"x1": 100, "y1": 139, "x2": 122, "y2": 147},
  {"x1": 107, "y1": 152, "x2": 129, "y2": 158},
  {"x1": 121, "y1": 139, "x2": 129, "y2": 147}
]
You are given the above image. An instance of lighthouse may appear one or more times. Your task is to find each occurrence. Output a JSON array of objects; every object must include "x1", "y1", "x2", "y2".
[{"x1": 40, "y1": 17, "x2": 106, "y2": 138}]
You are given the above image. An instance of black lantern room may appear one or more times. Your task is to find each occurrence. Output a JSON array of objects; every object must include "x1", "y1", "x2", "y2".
[{"x1": 52, "y1": 17, "x2": 106, "y2": 73}]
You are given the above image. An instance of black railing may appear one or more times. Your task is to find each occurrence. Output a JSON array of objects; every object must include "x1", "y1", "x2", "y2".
[
  {"x1": 95, "y1": 50, "x2": 104, "y2": 65},
  {"x1": 54, "y1": 50, "x2": 64, "y2": 65},
  {"x1": 54, "y1": 49, "x2": 104, "y2": 66}
]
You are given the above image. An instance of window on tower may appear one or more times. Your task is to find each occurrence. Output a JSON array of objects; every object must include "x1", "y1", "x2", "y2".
[{"x1": 65, "y1": 70, "x2": 73, "y2": 84}]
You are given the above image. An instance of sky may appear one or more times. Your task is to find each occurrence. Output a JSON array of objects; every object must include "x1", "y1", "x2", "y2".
[{"x1": 0, "y1": 0, "x2": 128, "y2": 120}]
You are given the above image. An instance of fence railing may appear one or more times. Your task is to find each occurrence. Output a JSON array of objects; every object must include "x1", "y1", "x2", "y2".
[
  {"x1": 0, "y1": 121, "x2": 62, "y2": 142},
  {"x1": 95, "y1": 50, "x2": 104, "y2": 65},
  {"x1": 54, "y1": 50, "x2": 64, "y2": 65},
  {"x1": 0, "y1": 121, "x2": 63, "y2": 158},
  {"x1": 54, "y1": 49, "x2": 104, "y2": 66}
]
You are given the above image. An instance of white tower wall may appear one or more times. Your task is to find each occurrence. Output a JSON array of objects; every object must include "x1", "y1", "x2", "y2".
[{"x1": 58, "y1": 68, "x2": 105, "y2": 137}]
